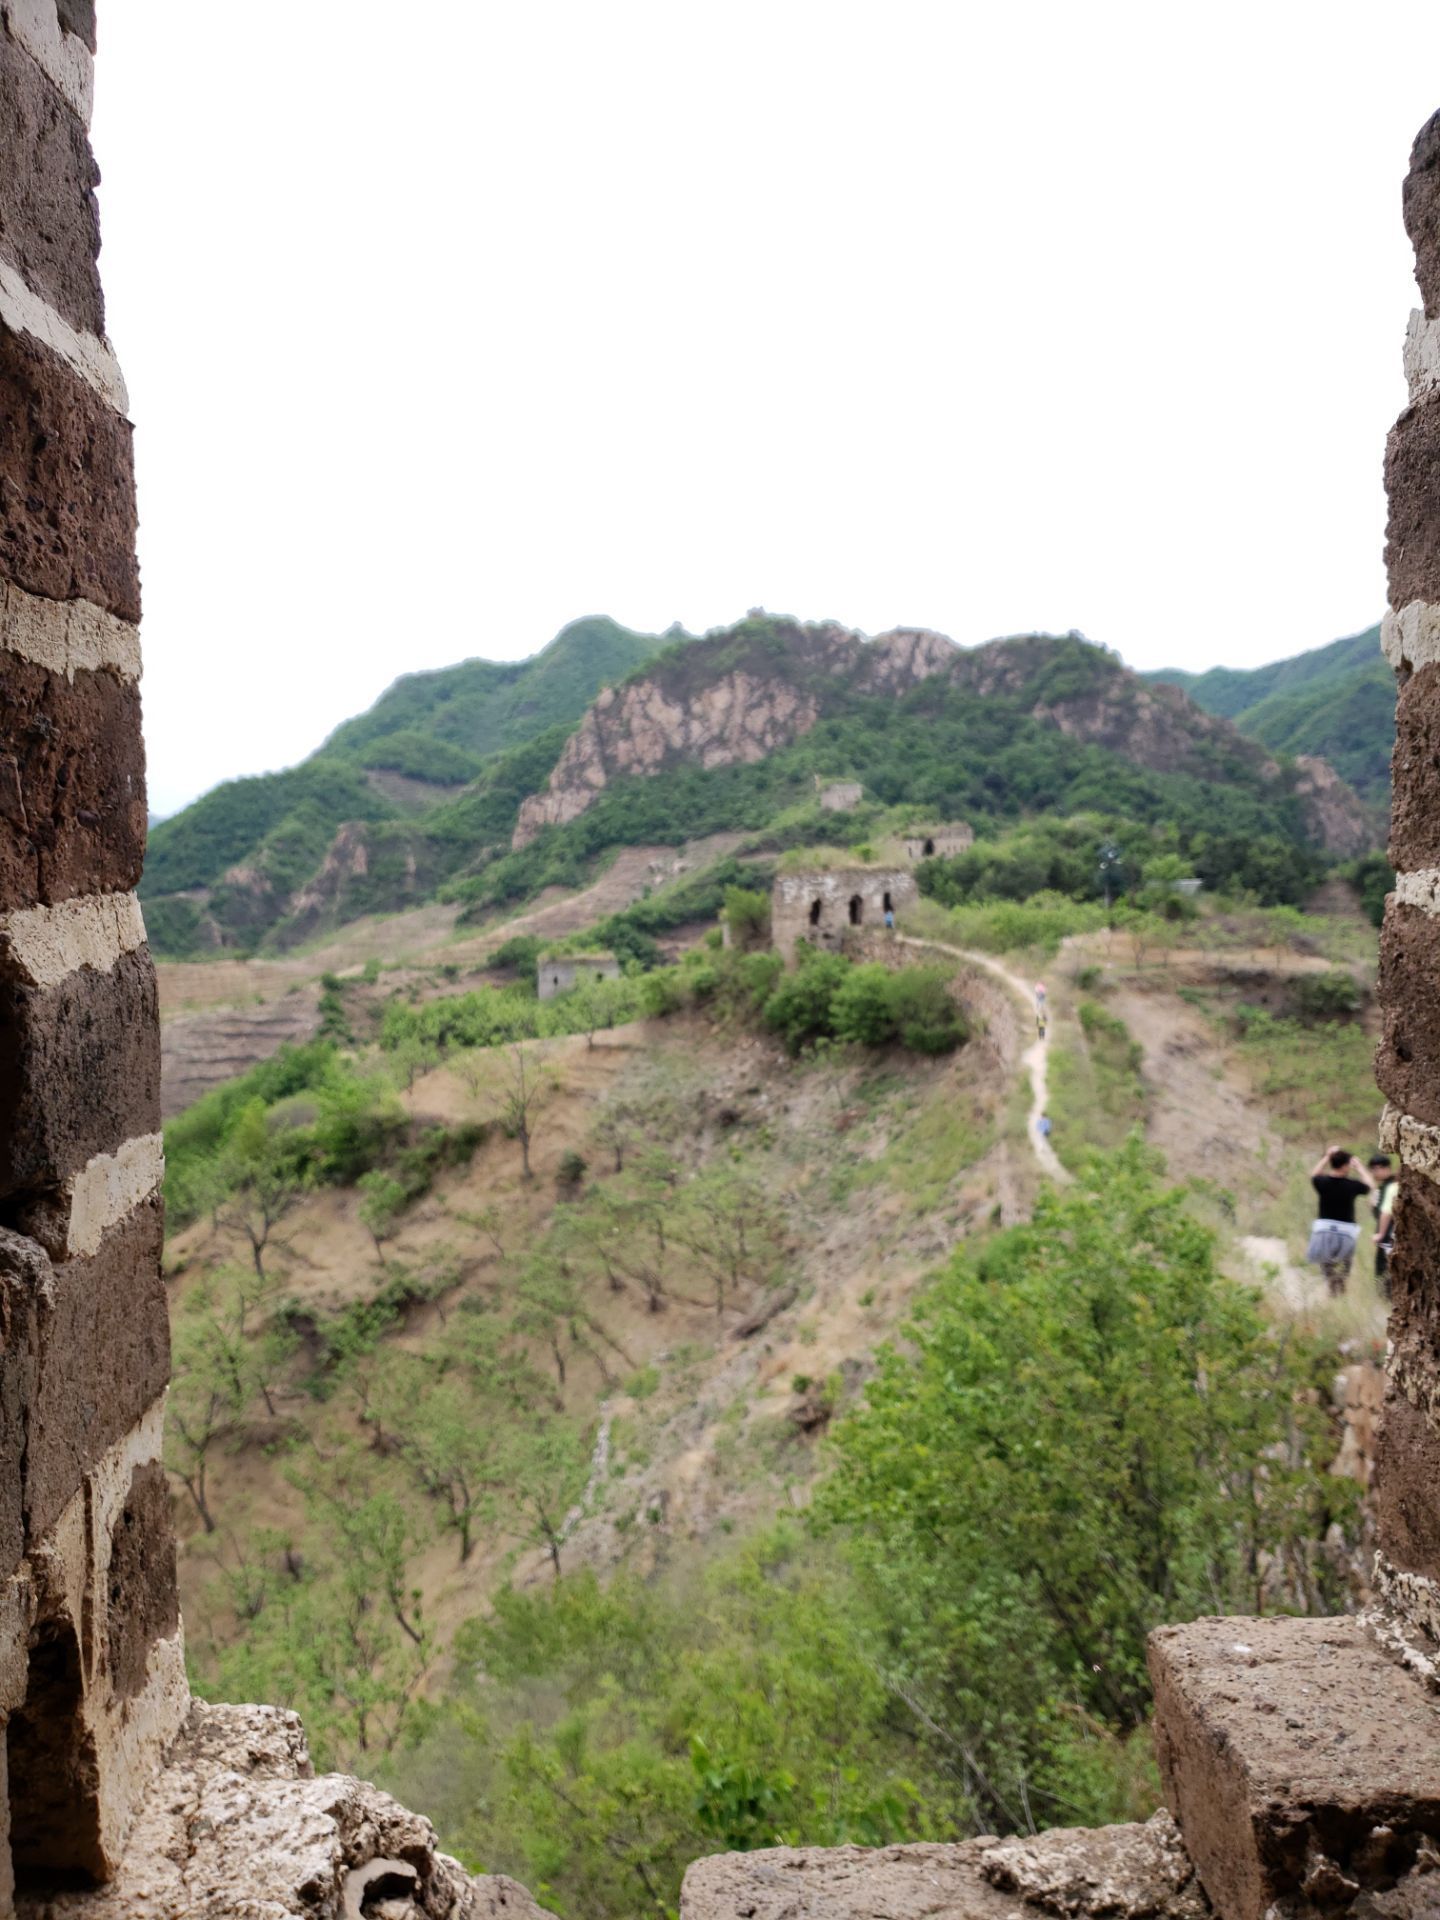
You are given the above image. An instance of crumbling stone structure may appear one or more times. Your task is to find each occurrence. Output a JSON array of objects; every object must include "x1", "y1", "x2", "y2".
[
  {"x1": 536, "y1": 950, "x2": 620, "y2": 1000},
  {"x1": 771, "y1": 868, "x2": 917, "y2": 964},
  {"x1": 901, "y1": 823, "x2": 974, "y2": 862}
]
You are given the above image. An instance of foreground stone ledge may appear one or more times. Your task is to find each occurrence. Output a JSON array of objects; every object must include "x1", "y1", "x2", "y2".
[
  {"x1": 1148, "y1": 1614, "x2": 1440, "y2": 1920},
  {"x1": 679, "y1": 1813, "x2": 1207, "y2": 1920},
  {"x1": 14, "y1": 1699, "x2": 559, "y2": 1920}
]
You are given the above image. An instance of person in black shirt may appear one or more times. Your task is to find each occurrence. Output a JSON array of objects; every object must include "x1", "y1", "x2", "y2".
[{"x1": 1307, "y1": 1145, "x2": 1373, "y2": 1296}]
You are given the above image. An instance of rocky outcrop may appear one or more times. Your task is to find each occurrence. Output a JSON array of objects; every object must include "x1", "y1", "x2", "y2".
[
  {"x1": 1293, "y1": 755, "x2": 1376, "y2": 858},
  {"x1": 679, "y1": 1811, "x2": 1208, "y2": 1920},
  {"x1": 15, "y1": 1699, "x2": 558, "y2": 1920},
  {"x1": 511, "y1": 619, "x2": 1374, "y2": 857}
]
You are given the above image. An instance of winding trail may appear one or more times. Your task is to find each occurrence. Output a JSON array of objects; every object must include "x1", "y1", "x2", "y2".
[{"x1": 892, "y1": 933, "x2": 1070, "y2": 1182}]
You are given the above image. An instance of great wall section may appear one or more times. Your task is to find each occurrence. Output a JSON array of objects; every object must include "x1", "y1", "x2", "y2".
[{"x1": 0, "y1": 11, "x2": 1438, "y2": 1915}]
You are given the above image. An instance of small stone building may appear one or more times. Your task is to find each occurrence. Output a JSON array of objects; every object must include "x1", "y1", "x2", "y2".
[
  {"x1": 772, "y1": 868, "x2": 918, "y2": 963},
  {"x1": 537, "y1": 952, "x2": 621, "y2": 1000},
  {"x1": 902, "y1": 822, "x2": 974, "y2": 861},
  {"x1": 818, "y1": 780, "x2": 863, "y2": 812}
]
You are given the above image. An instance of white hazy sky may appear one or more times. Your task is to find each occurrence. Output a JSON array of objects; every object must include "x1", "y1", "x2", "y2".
[{"x1": 91, "y1": 2, "x2": 1440, "y2": 818}]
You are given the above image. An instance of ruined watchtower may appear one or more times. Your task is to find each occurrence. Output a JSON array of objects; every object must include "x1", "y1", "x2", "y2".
[
  {"x1": 771, "y1": 867, "x2": 917, "y2": 964},
  {"x1": 901, "y1": 822, "x2": 974, "y2": 862}
]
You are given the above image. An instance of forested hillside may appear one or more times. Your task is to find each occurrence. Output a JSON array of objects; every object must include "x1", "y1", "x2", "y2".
[
  {"x1": 141, "y1": 617, "x2": 1378, "y2": 959},
  {"x1": 1149, "y1": 626, "x2": 1392, "y2": 808}
]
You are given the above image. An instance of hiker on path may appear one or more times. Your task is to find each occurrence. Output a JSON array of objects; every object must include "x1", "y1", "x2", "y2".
[
  {"x1": 1307, "y1": 1145, "x2": 1374, "y2": 1297},
  {"x1": 1370, "y1": 1152, "x2": 1398, "y2": 1299},
  {"x1": 1034, "y1": 981, "x2": 1047, "y2": 1039}
]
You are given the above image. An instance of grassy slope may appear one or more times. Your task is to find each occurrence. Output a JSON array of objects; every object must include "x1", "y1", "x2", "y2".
[{"x1": 1149, "y1": 626, "x2": 1391, "y2": 807}]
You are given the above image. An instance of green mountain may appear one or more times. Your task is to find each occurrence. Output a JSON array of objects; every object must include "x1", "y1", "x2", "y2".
[
  {"x1": 140, "y1": 616, "x2": 677, "y2": 950},
  {"x1": 1148, "y1": 626, "x2": 1392, "y2": 809},
  {"x1": 141, "y1": 616, "x2": 1378, "y2": 960}
]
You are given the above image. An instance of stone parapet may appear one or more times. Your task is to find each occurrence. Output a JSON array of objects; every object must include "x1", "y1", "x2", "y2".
[
  {"x1": 679, "y1": 1813, "x2": 1208, "y2": 1920},
  {"x1": 1148, "y1": 1616, "x2": 1440, "y2": 1920}
]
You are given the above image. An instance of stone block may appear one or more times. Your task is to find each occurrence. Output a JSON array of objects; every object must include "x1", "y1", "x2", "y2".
[
  {"x1": 0, "y1": 944, "x2": 160, "y2": 1198},
  {"x1": 678, "y1": 1814, "x2": 1207, "y2": 1920},
  {"x1": 0, "y1": 321, "x2": 138, "y2": 621},
  {"x1": 21, "y1": 1194, "x2": 168, "y2": 1544},
  {"x1": 0, "y1": 1229, "x2": 44, "y2": 1577},
  {"x1": 105, "y1": 1459, "x2": 178, "y2": 1699},
  {"x1": 1374, "y1": 1389, "x2": 1440, "y2": 1589},
  {"x1": 55, "y1": 1, "x2": 96, "y2": 52},
  {"x1": 1377, "y1": 898, "x2": 1440, "y2": 1127},
  {"x1": 1390, "y1": 662, "x2": 1440, "y2": 872},
  {"x1": 1405, "y1": 109, "x2": 1440, "y2": 321},
  {"x1": 0, "y1": 27, "x2": 102, "y2": 336},
  {"x1": 1386, "y1": 401, "x2": 1440, "y2": 614},
  {"x1": 0, "y1": 656, "x2": 146, "y2": 912},
  {"x1": 1149, "y1": 1614, "x2": 1440, "y2": 1920}
]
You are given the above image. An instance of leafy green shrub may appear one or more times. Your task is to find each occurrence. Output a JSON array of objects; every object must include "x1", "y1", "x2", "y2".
[
  {"x1": 819, "y1": 1141, "x2": 1357, "y2": 1829},
  {"x1": 762, "y1": 949, "x2": 851, "y2": 1053},
  {"x1": 556, "y1": 1149, "x2": 588, "y2": 1191},
  {"x1": 1293, "y1": 970, "x2": 1362, "y2": 1024},
  {"x1": 723, "y1": 885, "x2": 771, "y2": 948},
  {"x1": 1074, "y1": 963, "x2": 1103, "y2": 990},
  {"x1": 884, "y1": 968, "x2": 967, "y2": 1054},
  {"x1": 830, "y1": 965, "x2": 895, "y2": 1047},
  {"x1": 487, "y1": 934, "x2": 546, "y2": 975}
]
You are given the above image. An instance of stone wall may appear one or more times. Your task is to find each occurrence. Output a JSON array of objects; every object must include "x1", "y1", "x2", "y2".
[
  {"x1": 1373, "y1": 106, "x2": 1440, "y2": 1689},
  {"x1": 0, "y1": 2, "x2": 188, "y2": 1895},
  {"x1": 536, "y1": 952, "x2": 621, "y2": 1001},
  {"x1": 901, "y1": 823, "x2": 974, "y2": 861},
  {"x1": 771, "y1": 868, "x2": 917, "y2": 964}
]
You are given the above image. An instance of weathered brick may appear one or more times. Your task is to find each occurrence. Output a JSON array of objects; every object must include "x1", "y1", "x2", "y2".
[
  {"x1": 1389, "y1": 661, "x2": 1440, "y2": 872},
  {"x1": 0, "y1": 1229, "x2": 44, "y2": 1578},
  {"x1": 1385, "y1": 400, "x2": 1440, "y2": 614},
  {"x1": 106, "y1": 1460, "x2": 178, "y2": 1699},
  {"x1": 1405, "y1": 109, "x2": 1440, "y2": 322},
  {"x1": 0, "y1": 656, "x2": 145, "y2": 912},
  {"x1": 23, "y1": 1194, "x2": 168, "y2": 1544},
  {"x1": 56, "y1": 1, "x2": 97, "y2": 52},
  {"x1": 1377, "y1": 898, "x2": 1440, "y2": 1127},
  {"x1": 1149, "y1": 1615, "x2": 1440, "y2": 1920},
  {"x1": 0, "y1": 322, "x2": 138, "y2": 621},
  {"x1": 0, "y1": 944, "x2": 160, "y2": 1198},
  {"x1": 1389, "y1": 1165, "x2": 1440, "y2": 1332},
  {"x1": 0, "y1": 28, "x2": 102, "y2": 335},
  {"x1": 1374, "y1": 1388, "x2": 1440, "y2": 1587}
]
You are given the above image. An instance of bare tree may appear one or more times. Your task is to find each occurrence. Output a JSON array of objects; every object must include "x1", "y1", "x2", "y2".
[{"x1": 498, "y1": 1043, "x2": 555, "y2": 1180}]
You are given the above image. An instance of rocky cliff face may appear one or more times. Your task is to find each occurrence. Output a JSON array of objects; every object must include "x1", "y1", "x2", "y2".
[{"x1": 512, "y1": 621, "x2": 1376, "y2": 856}]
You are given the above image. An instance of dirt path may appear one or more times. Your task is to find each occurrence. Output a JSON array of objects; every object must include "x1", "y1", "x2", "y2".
[{"x1": 894, "y1": 934, "x2": 1069, "y2": 1182}]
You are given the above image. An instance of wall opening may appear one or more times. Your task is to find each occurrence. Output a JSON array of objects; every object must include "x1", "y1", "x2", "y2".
[
  {"x1": 808, "y1": 899, "x2": 822, "y2": 926},
  {"x1": 922, "y1": 838, "x2": 934, "y2": 856},
  {"x1": 883, "y1": 891, "x2": 894, "y2": 913},
  {"x1": 7, "y1": 1619, "x2": 105, "y2": 1889},
  {"x1": 848, "y1": 895, "x2": 863, "y2": 926}
]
